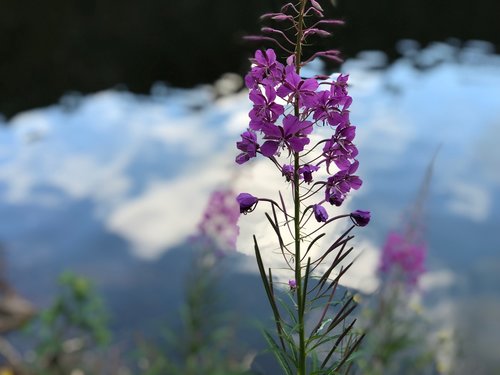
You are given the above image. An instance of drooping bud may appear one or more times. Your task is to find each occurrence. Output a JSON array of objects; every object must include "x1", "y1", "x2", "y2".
[
  {"x1": 313, "y1": 204, "x2": 329, "y2": 222},
  {"x1": 350, "y1": 210, "x2": 371, "y2": 226},
  {"x1": 236, "y1": 193, "x2": 259, "y2": 214}
]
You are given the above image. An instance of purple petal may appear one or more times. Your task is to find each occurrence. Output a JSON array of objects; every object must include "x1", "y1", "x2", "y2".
[
  {"x1": 349, "y1": 176, "x2": 363, "y2": 190},
  {"x1": 261, "y1": 123, "x2": 282, "y2": 138},
  {"x1": 282, "y1": 115, "x2": 301, "y2": 134},
  {"x1": 301, "y1": 78, "x2": 319, "y2": 92},
  {"x1": 249, "y1": 89, "x2": 266, "y2": 105},
  {"x1": 284, "y1": 65, "x2": 301, "y2": 87},
  {"x1": 261, "y1": 141, "x2": 280, "y2": 157},
  {"x1": 288, "y1": 136, "x2": 310, "y2": 153},
  {"x1": 277, "y1": 84, "x2": 292, "y2": 99},
  {"x1": 348, "y1": 160, "x2": 359, "y2": 174}
]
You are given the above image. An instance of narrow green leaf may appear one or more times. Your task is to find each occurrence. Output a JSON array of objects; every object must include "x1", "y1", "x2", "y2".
[
  {"x1": 321, "y1": 319, "x2": 357, "y2": 369},
  {"x1": 263, "y1": 330, "x2": 294, "y2": 375},
  {"x1": 302, "y1": 233, "x2": 326, "y2": 262},
  {"x1": 253, "y1": 235, "x2": 287, "y2": 352},
  {"x1": 302, "y1": 257, "x2": 311, "y2": 312},
  {"x1": 334, "y1": 333, "x2": 365, "y2": 373}
]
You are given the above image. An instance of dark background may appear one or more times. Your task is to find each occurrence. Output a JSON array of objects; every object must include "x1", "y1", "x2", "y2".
[{"x1": 1, "y1": 0, "x2": 499, "y2": 118}]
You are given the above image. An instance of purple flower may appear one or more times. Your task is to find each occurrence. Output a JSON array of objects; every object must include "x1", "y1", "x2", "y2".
[
  {"x1": 196, "y1": 189, "x2": 240, "y2": 252},
  {"x1": 282, "y1": 164, "x2": 294, "y2": 181},
  {"x1": 323, "y1": 125, "x2": 358, "y2": 170},
  {"x1": 277, "y1": 65, "x2": 319, "y2": 108},
  {"x1": 379, "y1": 231, "x2": 426, "y2": 287},
  {"x1": 331, "y1": 73, "x2": 350, "y2": 97},
  {"x1": 236, "y1": 193, "x2": 258, "y2": 214},
  {"x1": 245, "y1": 49, "x2": 284, "y2": 88},
  {"x1": 325, "y1": 161, "x2": 362, "y2": 206},
  {"x1": 350, "y1": 210, "x2": 370, "y2": 226},
  {"x1": 288, "y1": 279, "x2": 297, "y2": 290},
  {"x1": 236, "y1": 130, "x2": 259, "y2": 164},
  {"x1": 249, "y1": 85, "x2": 284, "y2": 131},
  {"x1": 322, "y1": 124, "x2": 358, "y2": 172},
  {"x1": 313, "y1": 90, "x2": 351, "y2": 127},
  {"x1": 260, "y1": 115, "x2": 313, "y2": 157},
  {"x1": 313, "y1": 204, "x2": 328, "y2": 222},
  {"x1": 299, "y1": 164, "x2": 320, "y2": 183}
]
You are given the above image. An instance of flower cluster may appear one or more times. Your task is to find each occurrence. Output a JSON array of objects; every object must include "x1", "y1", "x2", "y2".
[
  {"x1": 236, "y1": 47, "x2": 365, "y2": 221},
  {"x1": 379, "y1": 231, "x2": 426, "y2": 287},
  {"x1": 195, "y1": 189, "x2": 240, "y2": 254}
]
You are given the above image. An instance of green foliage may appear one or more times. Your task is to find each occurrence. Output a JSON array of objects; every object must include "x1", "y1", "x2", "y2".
[
  {"x1": 353, "y1": 287, "x2": 438, "y2": 375},
  {"x1": 253, "y1": 233, "x2": 364, "y2": 375},
  {"x1": 137, "y1": 250, "x2": 249, "y2": 375},
  {"x1": 27, "y1": 271, "x2": 110, "y2": 374}
]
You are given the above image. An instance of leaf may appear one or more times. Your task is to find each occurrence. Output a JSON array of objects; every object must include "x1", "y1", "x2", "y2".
[
  {"x1": 253, "y1": 236, "x2": 287, "y2": 352},
  {"x1": 321, "y1": 319, "x2": 358, "y2": 369},
  {"x1": 302, "y1": 257, "x2": 312, "y2": 311},
  {"x1": 263, "y1": 330, "x2": 294, "y2": 375},
  {"x1": 302, "y1": 233, "x2": 326, "y2": 262}
]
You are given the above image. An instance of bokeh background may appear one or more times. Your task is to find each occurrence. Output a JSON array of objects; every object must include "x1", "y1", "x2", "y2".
[{"x1": 1, "y1": 1, "x2": 499, "y2": 374}]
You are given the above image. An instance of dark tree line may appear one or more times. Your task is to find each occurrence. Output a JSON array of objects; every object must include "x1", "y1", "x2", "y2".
[{"x1": 1, "y1": 0, "x2": 498, "y2": 118}]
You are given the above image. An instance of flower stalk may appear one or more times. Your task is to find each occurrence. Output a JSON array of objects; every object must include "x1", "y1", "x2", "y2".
[
  {"x1": 235, "y1": 1, "x2": 371, "y2": 373},
  {"x1": 294, "y1": 3, "x2": 308, "y2": 374}
]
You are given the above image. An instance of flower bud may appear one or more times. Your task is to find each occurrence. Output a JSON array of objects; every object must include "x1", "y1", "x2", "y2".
[
  {"x1": 350, "y1": 210, "x2": 371, "y2": 226},
  {"x1": 313, "y1": 204, "x2": 329, "y2": 222},
  {"x1": 236, "y1": 193, "x2": 258, "y2": 214}
]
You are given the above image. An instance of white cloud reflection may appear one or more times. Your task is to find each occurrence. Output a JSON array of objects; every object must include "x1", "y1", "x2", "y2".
[{"x1": 0, "y1": 45, "x2": 499, "y2": 294}]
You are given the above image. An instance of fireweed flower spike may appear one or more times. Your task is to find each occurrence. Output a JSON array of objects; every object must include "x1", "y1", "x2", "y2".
[{"x1": 235, "y1": 1, "x2": 370, "y2": 374}]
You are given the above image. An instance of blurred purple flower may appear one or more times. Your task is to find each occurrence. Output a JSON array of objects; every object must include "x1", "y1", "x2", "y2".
[
  {"x1": 379, "y1": 232, "x2": 426, "y2": 287},
  {"x1": 196, "y1": 189, "x2": 240, "y2": 253}
]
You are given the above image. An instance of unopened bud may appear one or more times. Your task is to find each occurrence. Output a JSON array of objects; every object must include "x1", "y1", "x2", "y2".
[{"x1": 311, "y1": 0, "x2": 324, "y2": 12}]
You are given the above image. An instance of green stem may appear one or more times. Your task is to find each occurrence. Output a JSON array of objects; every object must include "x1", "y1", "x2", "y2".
[
  {"x1": 294, "y1": 1, "x2": 308, "y2": 374},
  {"x1": 294, "y1": 151, "x2": 305, "y2": 375}
]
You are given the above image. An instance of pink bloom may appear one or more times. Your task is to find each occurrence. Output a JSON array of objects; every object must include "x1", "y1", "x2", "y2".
[
  {"x1": 379, "y1": 231, "x2": 426, "y2": 287},
  {"x1": 197, "y1": 189, "x2": 240, "y2": 253}
]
